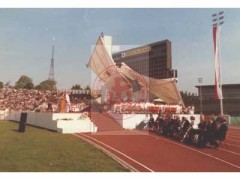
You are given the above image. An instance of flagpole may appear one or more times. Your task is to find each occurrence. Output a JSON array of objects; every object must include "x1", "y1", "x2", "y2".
[
  {"x1": 212, "y1": 11, "x2": 224, "y2": 115},
  {"x1": 218, "y1": 26, "x2": 224, "y2": 115}
]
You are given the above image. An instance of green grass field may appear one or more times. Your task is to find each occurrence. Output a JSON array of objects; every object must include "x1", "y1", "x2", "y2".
[{"x1": 0, "y1": 121, "x2": 129, "y2": 172}]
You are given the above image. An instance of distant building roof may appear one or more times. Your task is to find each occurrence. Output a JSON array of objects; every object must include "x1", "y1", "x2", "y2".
[{"x1": 196, "y1": 84, "x2": 240, "y2": 89}]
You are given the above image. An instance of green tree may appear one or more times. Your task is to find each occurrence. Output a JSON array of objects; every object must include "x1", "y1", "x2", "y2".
[
  {"x1": 35, "y1": 80, "x2": 56, "y2": 91},
  {"x1": 4, "y1": 81, "x2": 12, "y2": 88},
  {"x1": 84, "y1": 85, "x2": 91, "y2": 90},
  {"x1": 0, "y1": 81, "x2": 3, "y2": 88},
  {"x1": 15, "y1": 75, "x2": 34, "y2": 89},
  {"x1": 71, "y1": 84, "x2": 82, "y2": 90}
]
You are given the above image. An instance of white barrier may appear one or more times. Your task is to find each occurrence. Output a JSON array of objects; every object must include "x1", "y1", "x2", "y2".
[
  {"x1": 0, "y1": 111, "x2": 4, "y2": 120},
  {"x1": 5, "y1": 111, "x2": 97, "y2": 134},
  {"x1": 109, "y1": 112, "x2": 201, "y2": 130},
  {"x1": 0, "y1": 109, "x2": 10, "y2": 120}
]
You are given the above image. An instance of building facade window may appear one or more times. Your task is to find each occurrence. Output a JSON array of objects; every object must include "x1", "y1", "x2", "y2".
[{"x1": 113, "y1": 40, "x2": 175, "y2": 80}]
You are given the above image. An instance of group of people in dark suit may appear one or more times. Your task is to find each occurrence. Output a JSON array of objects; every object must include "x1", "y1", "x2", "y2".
[
  {"x1": 195, "y1": 114, "x2": 228, "y2": 147},
  {"x1": 136, "y1": 113, "x2": 228, "y2": 148}
]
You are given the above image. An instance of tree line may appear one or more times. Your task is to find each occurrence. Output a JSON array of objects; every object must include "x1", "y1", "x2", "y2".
[{"x1": 0, "y1": 75, "x2": 90, "y2": 91}]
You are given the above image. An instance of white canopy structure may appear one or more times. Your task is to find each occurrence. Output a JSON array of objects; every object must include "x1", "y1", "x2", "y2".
[{"x1": 87, "y1": 35, "x2": 184, "y2": 105}]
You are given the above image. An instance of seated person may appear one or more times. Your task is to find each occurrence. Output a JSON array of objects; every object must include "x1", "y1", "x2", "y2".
[
  {"x1": 136, "y1": 114, "x2": 149, "y2": 130},
  {"x1": 148, "y1": 114, "x2": 155, "y2": 130}
]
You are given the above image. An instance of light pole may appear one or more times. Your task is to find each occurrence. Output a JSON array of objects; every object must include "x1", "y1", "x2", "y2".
[
  {"x1": 198, "y1": 77, "x2": 203, "y2": 114},
  {"x1": 212, "y1": 11, "x2": 224, "y2": 115}
]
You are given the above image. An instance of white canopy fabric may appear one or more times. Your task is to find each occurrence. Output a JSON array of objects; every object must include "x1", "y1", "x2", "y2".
[
  {"x1": 119, "y1": 63, "x2": 183, "y2": 105},
  {"x1": 87, "y1": 36, "x2": 116, "y2": 81},
  {"x1": 87, "y1": 36, "x2": 132, "y2": 99},
  {"x1": 87, "y1": 36, "x2": 184, "y2": 105}
]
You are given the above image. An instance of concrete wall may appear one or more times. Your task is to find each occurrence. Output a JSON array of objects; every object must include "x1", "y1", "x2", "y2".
[
  {"x1": 4, "y1": 111, "x2": 97, "y2": 134},
  {"x1": 0, "y1": 109, "x2": 10, "y2": 120},
  {"x1": 57, "y1": 120, "x2": 96, "y2": 133}
]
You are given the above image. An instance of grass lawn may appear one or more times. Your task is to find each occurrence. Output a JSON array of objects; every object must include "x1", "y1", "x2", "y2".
[{"x1": 0, "y1": 121, "x2": 129, "y2": 172}]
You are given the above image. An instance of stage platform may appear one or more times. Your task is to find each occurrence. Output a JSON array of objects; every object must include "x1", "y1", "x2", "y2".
[{"x1": 5, "y1": 111, "x2": 97, "y2": 133}]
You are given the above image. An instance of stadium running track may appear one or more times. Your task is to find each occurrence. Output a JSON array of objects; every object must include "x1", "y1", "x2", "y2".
[{"x1": 75, "y1": 126, "x2": 240, "y2": 172}]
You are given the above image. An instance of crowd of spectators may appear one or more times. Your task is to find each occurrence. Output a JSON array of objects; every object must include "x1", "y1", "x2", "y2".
[
  {"x1": 0, "y1": 87, "x2": 195, "y2": 115},
  {"x1": 0, "y1": 88, "x2": 88, "y2": 112}
]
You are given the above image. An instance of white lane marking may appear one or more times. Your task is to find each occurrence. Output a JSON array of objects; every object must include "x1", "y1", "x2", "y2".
[
  {"x1": 229, "y1": 127, "x2": 240, "y2": 130},
  {"x1": 77, "y1": 133, "x2": 154, "y2": 172},
  {"x1": 224, "y1": 143, "x2": 240, "y2": 148},
  {"x1": 227, "y1": 134, "x2": 240, "y2": 138},
  {"x1": 73, "y1": 134, "x2": 138, "y2": 172},
  {"x1": 227, "y1": 138, "x2": 240, "y2": 143},
  {"x1": 218, "y1": 148, "x2": 240, "y2": 156},
  {"x1": 135, "y1": 130, "x2": 240, "y2": 169}
]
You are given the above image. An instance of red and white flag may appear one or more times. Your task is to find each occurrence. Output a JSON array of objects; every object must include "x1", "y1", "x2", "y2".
[{"x1": 213, "y1": 26, "x2": 223, "y2": 100}]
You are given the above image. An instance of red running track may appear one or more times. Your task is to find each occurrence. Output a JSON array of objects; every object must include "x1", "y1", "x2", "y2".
[{"x1": 75, "y1": 126, "x2": 240, "y2": 172}]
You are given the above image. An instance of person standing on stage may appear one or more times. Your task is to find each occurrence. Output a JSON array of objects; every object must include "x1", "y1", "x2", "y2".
[
  {"x1": 65, "y1": 92, "x2": 71, "y2": 112},
  {"x1": 58, "y1": 92, "x2": 67, "y2": 113}
]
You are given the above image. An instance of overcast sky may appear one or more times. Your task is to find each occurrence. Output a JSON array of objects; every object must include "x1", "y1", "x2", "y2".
[{"x1": 0, "y1": 8, "x2": 240, "y2": 92}]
